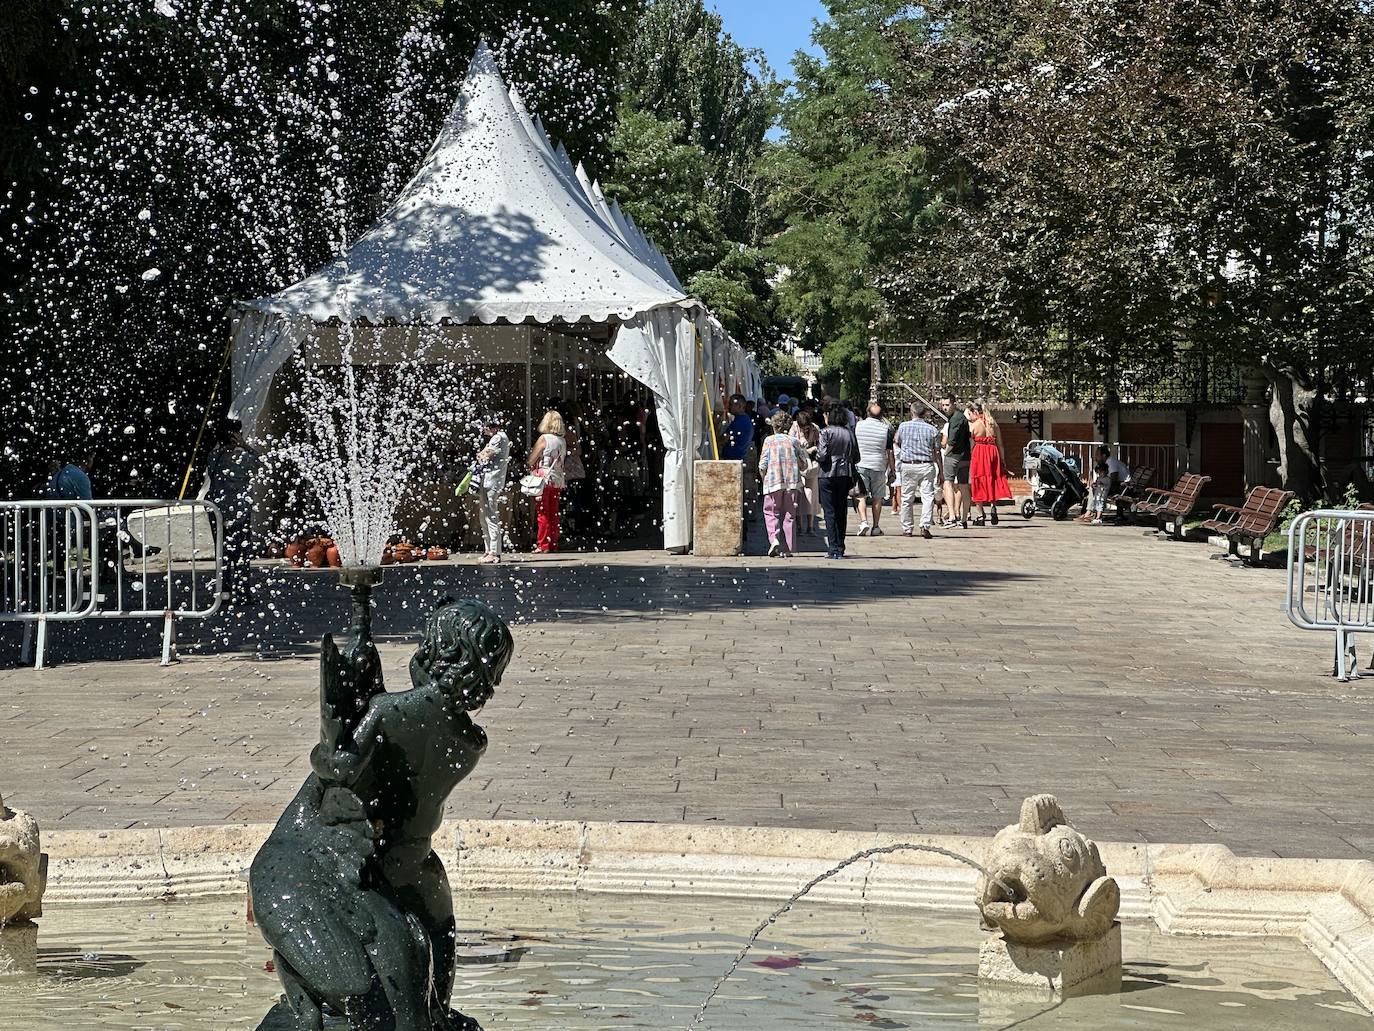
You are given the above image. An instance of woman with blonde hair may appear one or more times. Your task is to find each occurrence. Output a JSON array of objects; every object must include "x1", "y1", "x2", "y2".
[
  {"x1": 527, "y1": 410, "x2": 567, "y2": 553},
  {"x1": 968, "y1": 399, "x2": 1012, "y2": 526}
]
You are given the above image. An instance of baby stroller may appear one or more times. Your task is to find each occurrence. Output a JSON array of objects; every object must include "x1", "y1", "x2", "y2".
[{"x1": 1020, "y1": 442, "x2": 1089, "y2": 520}]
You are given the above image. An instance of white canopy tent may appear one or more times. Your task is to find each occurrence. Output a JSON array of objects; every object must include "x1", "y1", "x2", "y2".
[{"x1": 228, "y1": 44, "x2": 759, "y2": 551}]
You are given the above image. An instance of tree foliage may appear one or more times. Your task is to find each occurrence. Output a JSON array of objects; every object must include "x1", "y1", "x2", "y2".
[
  {"x1": 603, "y1": 0, "x2": 782, "y2": 353},
  {"x1": 0, "y1": 1, "x2": 632, "y2": 496},
  {"x1": 763, "y1": 0, "x2": 935, "y2": 399},
  {"x1": 883, "y1": 0, "x2": 1374, "y2": 496}
]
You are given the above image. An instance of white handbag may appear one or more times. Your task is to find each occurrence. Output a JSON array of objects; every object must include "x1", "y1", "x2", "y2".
[{"x1": 519, "y1": 473, "x2": 546, "y2": 497}]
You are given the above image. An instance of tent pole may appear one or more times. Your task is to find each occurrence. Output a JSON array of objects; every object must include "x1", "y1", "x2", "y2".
[
  {"x1": 178, "y1": 332, "x2": 236, "y2": 501},
  {"x1": 697, "y1": 330, "x2": 720, "y2": 461},
  {"x1": 525, "y1": 330, "x2": 534, "y2": 447}
]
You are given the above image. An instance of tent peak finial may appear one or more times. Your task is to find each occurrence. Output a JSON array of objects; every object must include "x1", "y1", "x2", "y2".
[{"x1": 468, "y1": 40, "x2": 501, "y2": 79}]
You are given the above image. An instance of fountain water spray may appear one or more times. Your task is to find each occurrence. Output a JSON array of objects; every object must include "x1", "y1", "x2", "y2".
[{"x1": 271, "y1": 324, "x2": 476, "y2": 568}]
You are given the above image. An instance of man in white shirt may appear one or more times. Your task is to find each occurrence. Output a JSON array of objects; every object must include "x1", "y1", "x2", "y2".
[{"x1": 1097, "y1": 446, "x2": 1131, "y2": 488}]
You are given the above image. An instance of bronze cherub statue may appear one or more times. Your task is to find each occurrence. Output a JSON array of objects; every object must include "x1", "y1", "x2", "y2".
[{"x1": 251, "y1": 592, "x2": 514, "y2": 1031}]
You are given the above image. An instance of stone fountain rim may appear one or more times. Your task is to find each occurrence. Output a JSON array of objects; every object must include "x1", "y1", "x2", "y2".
[{"x1": 32, "y1": 818, "x2": 1374, "y2": 1014}]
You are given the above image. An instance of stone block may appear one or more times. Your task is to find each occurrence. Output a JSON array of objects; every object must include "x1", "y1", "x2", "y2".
[
  {"x1": 693, "y1": 461, "x2": 743, "y2": 557},
  {"x1": 978, "y1": 923, "x2": 1122, "y2": 996},
  {"x1": 0, "y1": 923, "x2": 38, "y2": 977}
]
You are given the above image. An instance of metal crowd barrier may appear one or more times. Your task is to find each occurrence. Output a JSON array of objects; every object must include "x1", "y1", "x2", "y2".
[
  {"x1": 1285, "y1": 509, "x2": 1374, "y2": 681},
  {"x1": 0, "y1": 499, "x2": 224, "y2": 669},
  {"x1": 1025, "y1": 439, "x2": 1188, "y2": 484}
]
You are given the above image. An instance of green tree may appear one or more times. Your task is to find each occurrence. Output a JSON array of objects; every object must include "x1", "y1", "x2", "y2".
[
  {"x1": 765, "y1": 0, "x2": 935, "y2": 399},
  {"x1": 604, "y1": 0, "x2": 782, "y2": 353},
  {"x1": 886, "y1": 0, "x2": 1374, "y2": 499},
  {"x1": 0, "y1": 0, "x2": 627, "y2": 496}
]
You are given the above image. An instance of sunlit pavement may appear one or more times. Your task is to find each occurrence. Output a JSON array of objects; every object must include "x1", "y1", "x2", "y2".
[{"x1": 1, "y1": 516, "x2": 1369, "y2": 859}]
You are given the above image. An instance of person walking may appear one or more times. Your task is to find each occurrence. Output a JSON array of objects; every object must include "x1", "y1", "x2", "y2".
[
  {"x1": 854, "y1": 402, "x2": 895, "y2": 537},
  {"x1": 894, "y1": 404, "x2": 941, "y2": 539},
  {"x1": 938, "y1": 394, "x2": 973, "y2": 528},
  {"x1": 817, "y1": 402, "x2": 860, "y2": 560},
  {"x1": 527, "y1": 410, "x2": 567, "y2": 553},
  {"x1": 758, "y1": 411, "x2": 807, "y2": 557},
  {"x1": 473, "y1": 415, "x2": 511, "y2": 564},
  {"x1": 789, "y1": 410, "x2": 821, "y2": 535},
  {"x1": 720, "y1": 394, "x2": 755, "y2": 460},
  {"x1": 968, "y1": 401, "x2": 1012, "y2": 526}
]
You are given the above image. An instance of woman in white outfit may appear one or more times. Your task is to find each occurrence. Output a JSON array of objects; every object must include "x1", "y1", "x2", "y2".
[{"x1": 474, "y1": 415, "x2": 511, "y2": 564}]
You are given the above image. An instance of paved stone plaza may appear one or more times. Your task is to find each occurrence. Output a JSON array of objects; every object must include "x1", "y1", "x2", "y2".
[{"x1": 1, "y1": 518, "x2": 1369, "y2": 859}]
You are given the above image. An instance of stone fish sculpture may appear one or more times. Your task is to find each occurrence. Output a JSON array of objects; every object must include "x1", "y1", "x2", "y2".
[
  {"x1": 975, "y1": 794, "x2": 1119, "y2": 946},
  {"x1": 251, "y1": 593, "x2": 514, "y2": 1031},
  {"x1": 0, "y1": 793, "x2": 46, "y2": 926}
]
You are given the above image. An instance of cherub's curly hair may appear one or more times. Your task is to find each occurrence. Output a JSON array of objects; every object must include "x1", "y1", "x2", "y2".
[{"x1": 409, "y1": 598, "x2": 514, "y2": 712}]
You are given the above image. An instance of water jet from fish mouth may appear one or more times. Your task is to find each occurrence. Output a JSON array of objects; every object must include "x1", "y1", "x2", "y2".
[{"x1": 687, "y1": 842, "x2": 1013, "y2": 1030}]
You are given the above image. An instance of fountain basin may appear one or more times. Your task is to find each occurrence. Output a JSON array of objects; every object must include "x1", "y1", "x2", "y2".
[
  {"x1": 0, "y1": 891, "x2": 1367, "y2": 1029},
  {"x1": 34, "y1": 819, "x2": 1374, "y2": 1020}
]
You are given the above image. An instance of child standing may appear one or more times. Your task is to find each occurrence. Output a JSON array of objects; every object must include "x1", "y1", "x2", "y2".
[{"x1": 1087, "y1": 459, "x2": 1111, "y2": 525}]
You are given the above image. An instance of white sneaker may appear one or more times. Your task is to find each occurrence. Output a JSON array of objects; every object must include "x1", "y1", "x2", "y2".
[
  {"x1": 858, "y1": 523, "x2": 872, "y2": 536},
  {"x1": 1092, "y1": 518, "x2": 1104, "y2": 525}
]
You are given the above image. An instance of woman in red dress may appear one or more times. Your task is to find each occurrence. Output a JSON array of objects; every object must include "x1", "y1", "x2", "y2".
[{"x1": 968, "y1": 401, "x2": 1012, "y2": 525}]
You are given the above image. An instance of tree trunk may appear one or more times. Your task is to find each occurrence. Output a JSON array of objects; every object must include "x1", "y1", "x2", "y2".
[{"x1": 1266, "y1": 368, "x2": 1321, "y2": 502}]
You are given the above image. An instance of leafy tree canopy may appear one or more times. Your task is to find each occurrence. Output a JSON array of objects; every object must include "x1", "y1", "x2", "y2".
[{"x1": 763, "y1": 0, "x2": 935, "y2": 399}]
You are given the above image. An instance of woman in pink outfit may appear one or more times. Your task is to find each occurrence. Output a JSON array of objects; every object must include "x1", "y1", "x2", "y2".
[{"x1": 758, "y1": 411, "x2": 808, "y2": 557}]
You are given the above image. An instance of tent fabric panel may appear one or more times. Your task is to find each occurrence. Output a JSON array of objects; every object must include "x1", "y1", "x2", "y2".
[
  {"x1": 228, "y1": 310, "x2": 312, "y2": 434},
  {"x1": 608, "y1": 307, "x2": 699, "y2": 552}
]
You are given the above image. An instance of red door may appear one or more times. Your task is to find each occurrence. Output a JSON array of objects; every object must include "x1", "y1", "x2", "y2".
[
  {"x1": 1200, "y1": 422, "x2": 1245, "y2": 499},
  {"x1": 999, "y1": 421, "x2": 1033, "y2": 475}
]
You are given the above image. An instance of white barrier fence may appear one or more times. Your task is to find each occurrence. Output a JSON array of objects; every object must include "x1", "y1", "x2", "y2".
[
  {"x1": 1025, "y1": 439, "x2": 1187, "y2": 484},
  {"x1": 1285, "y1": 508, "x2": 1374, "y2": 681},
  {"x1": 0, "y1": 499, "x2": 224, "y2": 669}
]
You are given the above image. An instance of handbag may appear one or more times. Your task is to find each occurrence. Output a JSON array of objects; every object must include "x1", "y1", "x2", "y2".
[{"x1": 519, "y1": 472, "x2": 546, "y2": 497}]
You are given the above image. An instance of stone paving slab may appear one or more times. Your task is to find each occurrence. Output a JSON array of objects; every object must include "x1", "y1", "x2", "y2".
[{"x1": 1, "y1": 518, "x2": 1370, "y2": 859}]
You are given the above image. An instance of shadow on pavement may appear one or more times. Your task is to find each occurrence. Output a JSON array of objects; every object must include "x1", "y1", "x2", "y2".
[{"x1": 0, "y1": 559, "x2": 1038, "y2": 668}]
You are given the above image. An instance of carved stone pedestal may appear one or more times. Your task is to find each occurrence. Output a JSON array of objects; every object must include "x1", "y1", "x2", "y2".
[
  {"x1": 692, "y1": 460, "x2": 743, "y2": 556},
  {"x1": 979, "y1": 922, "x2": 1122, "y2": 996},
  {"x1": 0, "y1": 922, "x2": 38, "y2": 976}
]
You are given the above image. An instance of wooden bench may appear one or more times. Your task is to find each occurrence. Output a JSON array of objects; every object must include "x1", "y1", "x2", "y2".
[
  {"x1": 1199, "y1": 486, "x2": 1295, "y2": 563},
  {"x1": 1135, "y1": 473, "x2": 1213, "y2": 539},
  {"x1": 1106, "y1": 466, "x2": 1155, "y2": 522}
]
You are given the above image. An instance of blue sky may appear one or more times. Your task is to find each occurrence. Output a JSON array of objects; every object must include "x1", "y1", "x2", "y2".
[{"x1": 708, "y1": 0, "x2": 827, "y2": 79}]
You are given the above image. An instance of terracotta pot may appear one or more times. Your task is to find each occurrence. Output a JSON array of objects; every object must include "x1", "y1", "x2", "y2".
[
  {"x1": 426, "y1": 546, "x2": 449, "y2": 562},
  {"x1": 326, "y1": 545, "x2": 342, "y2": 568},
  {"x1": 266, "y1": 542, "x2": 285, "y2": 560},
  {"x1": 305, "y1": 542, "x2": 328, "y2": 569},
  {"x1": 381, "y1": 547, "x2": 395, "y2": 566},
  {"x1": 289, "y1": 553, "x2": 305, "y2": 569},
  {"x1": 284, "y1": 539, "x2": 306, "y2": 564}
]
